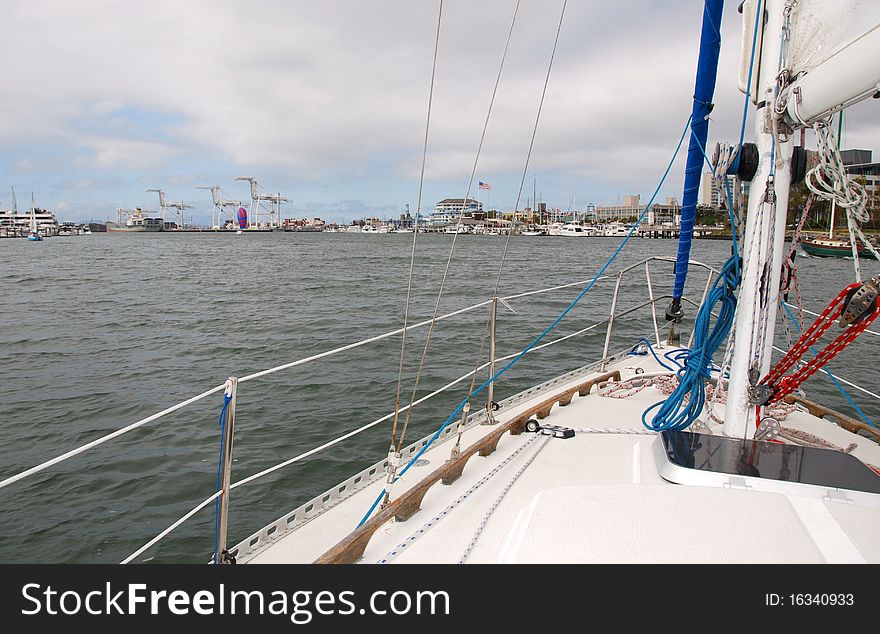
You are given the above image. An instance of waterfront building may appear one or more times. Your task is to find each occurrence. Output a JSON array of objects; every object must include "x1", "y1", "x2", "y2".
[
  {"x1": 0, "y1": 207, "x2": 60, "y2": 237},
  {"x1": 593, "y1": 195, "x2": 681, "y2": 226},
  {"x1": 842, "y1": 149, "x2": 878, "y2": 208},
  {"x1": 429, "y1": 198, "x2": 482, "y2": 226}
]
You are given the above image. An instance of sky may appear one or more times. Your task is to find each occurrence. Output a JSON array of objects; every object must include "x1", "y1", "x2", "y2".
[{"x1": 2, "y1": 0, "x2": 879, "y2": 225}]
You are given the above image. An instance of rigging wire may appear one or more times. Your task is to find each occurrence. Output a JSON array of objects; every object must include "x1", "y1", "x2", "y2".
[
  {"x1": 357, "y1": 113, "x2": 694, "y2": 527},
  {"x1": 394, "y1": 0, "x2": 524, "y2": 454},
  {"x1": 458, "y1": 0, "x2": 561, "y2": 428},
  {"x1": 491, "y1": 0, "x2": 566, "y2": 301},
  {"x1": 389, "y1": 0, "x2": 444, "y2": 450}
]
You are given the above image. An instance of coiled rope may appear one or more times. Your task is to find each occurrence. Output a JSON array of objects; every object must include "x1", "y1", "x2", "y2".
[{"x1": 642, "y1": 256, "x2": 739, "y2": 431}]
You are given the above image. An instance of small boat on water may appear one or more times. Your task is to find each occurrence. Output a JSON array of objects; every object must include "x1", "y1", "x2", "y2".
[
  {"x1": 521, "y1": 225, "x2": 546, "y2": 236},
  {"x1": 559, "y1": 222, "x2": 589, "y2": 236},
  {"x1": 799, "y1": 236, "x2": 878, "y2": 259},
  {"x1": 444, "y1": 222, "x2": 470, "y2": 234}
]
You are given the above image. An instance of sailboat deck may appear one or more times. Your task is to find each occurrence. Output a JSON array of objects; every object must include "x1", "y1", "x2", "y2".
[{"x1": 241, "y1": 347, "x2": 880, "y2": 564}]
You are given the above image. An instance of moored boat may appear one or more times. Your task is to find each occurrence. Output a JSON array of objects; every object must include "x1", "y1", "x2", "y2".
[{"x1": 799, "y1": 236, "x2": 878, "y2": 259}]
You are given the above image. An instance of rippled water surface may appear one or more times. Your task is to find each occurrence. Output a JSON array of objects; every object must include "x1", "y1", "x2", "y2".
[{"x1": 1, "y1": 232, "x2": 877, "y2": 562}]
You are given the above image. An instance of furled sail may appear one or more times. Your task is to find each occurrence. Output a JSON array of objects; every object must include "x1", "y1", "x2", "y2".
[
  {"x1": 782, "y1": 0, "x2": 880, "y2": 125},
  {"x1": 787, "y1": 0, "x2": 880, "y2": 75}
]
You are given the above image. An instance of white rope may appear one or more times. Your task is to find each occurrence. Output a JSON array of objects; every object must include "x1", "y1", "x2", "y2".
[
  {"x1": 574, "y1": 427, "x2": 657, "y2": 435},
  {"x1": 806, "y1": 121, "x2": 868, "y2": 219},
  {"x1": 457, "y1": 435, "x2": 550, "y2": 564},
  {"x1": 0, "y1": 383, "x2": 226, "y2": 492}
]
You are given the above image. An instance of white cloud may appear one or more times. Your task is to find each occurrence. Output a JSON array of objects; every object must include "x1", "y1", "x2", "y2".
[{"x1": 1, "y1": 0, "x2": 878, "y2": 221}]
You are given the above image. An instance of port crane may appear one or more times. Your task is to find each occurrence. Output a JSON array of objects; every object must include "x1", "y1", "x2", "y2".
[
  {"x1": 235, "y1": 177, "x2": 290, "y2": 229},
  {"x1": 146, "y1": 189, "x2": 193, "y2": 229},
  {"x1": 196, "y1": 186, "x2": 241, "y2": 230}
]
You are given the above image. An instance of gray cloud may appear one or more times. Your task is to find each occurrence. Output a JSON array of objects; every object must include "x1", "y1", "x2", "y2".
[{"x1": 1, "y1": 0, "x2": 878, "y2": 222}]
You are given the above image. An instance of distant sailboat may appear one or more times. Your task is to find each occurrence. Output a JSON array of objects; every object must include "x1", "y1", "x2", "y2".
[
  {"x1": 27, "y1": 194, "x2": 42, "y2": 241},
  {"x1": 236, "y1": 206, "x2": 247, "y2": 234}
]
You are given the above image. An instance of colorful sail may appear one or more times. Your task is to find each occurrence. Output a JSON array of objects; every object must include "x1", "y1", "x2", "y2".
[{"x1": 237, "y1": 206, "x2": 248, "y2": 229}]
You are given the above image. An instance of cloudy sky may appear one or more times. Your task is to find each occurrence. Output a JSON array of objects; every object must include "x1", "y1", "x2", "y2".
[{"x1": 2, "y1": 0, "x2": 878, "y2": 224}]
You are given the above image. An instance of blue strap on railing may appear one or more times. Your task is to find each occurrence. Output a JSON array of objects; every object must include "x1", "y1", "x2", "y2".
[
  {"x1": 672, "y1": 0, "x2": 725, "y2": 301},
  {"x1": 356, "y1": 114, "x2": 694, "y2": 528},
  {"x1": 780, "y1": 303, "x2": 876, "y2": 429},
  {"x1": 212, "y1": 393, "x2": 233, "y2": 564}
]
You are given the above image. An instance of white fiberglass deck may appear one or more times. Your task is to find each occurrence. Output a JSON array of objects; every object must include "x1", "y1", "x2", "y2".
[{"x1": 241, "y1": 347, "x2": 880, "y2": 564}]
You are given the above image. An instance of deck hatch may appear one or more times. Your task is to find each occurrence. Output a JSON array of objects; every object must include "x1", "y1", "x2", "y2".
[{"x1": 659, "y1": 431, "x2": 880, "y2": 495}]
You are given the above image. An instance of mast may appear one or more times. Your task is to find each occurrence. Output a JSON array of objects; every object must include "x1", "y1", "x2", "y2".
[{"x1": 723, "y1": 0, "x2": 794, "y2": 438}]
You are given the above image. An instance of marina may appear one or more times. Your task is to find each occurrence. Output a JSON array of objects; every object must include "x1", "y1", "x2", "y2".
[{"x1": 2, "y1": 0, "x2": 880, "y2": 579}]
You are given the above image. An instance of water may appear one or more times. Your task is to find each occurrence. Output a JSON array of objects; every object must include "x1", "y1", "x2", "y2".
[{"x1": 1, "y1": 232, "x2": 877, "y2": 563}]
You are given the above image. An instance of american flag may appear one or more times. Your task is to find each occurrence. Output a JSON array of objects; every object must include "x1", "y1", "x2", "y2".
[{"x1": 479, "y1": 181, "x2": 491, "y2": 190}]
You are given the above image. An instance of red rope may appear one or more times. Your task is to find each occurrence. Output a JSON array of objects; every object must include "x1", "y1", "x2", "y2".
[{"x1": 760, "y1": 283, "x2": 880, "y2": 404}]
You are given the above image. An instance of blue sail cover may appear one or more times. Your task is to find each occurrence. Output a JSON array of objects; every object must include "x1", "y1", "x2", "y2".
[
  {"x1": 672, "y1": 0, "x2": 724, "y2": 301},
  {"x1": 237, "y1": 206, "x2": 248, "y2": 229}
]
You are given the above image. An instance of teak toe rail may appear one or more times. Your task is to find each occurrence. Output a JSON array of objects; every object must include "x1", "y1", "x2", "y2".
[
  {"x1": 315, "y1": 370, "x2": 620, "y2": 564},
  {"x1": 782, "y1": 393, "x2": 880, "y2": 443}
]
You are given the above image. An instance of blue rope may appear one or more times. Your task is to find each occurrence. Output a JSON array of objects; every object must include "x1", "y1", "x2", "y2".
[
  {"x1": 632, "y1": 338, "x2": 678, "y2": 371},
  {"x1": 643, "y1": 255, "x2": 739, "y2": 431},
  {"x1": 780, "y1": 303, "x2": 876, "y2": 429},
  {"x1": 212, "y1": 393, "x2": 232, "y2": 564},
  {"x1": 356, "y1": 114, "x2": 695, "y2": 528}
]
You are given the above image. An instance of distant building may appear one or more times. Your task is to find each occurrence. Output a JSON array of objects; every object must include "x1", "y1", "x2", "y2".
[
  {"x1": 594, "y1": 195, "x2": 681, "y2": 226},
  {"x1": 841, "y1": 150, "x2": 878, "y2": 210},
  {"x1": 429, "y1": 198, "x2": 483, "y2": 225},
  {"x1": 841, "y1": 149, "x2": 873, "y2": 167},
  {"x1": 699, "y1": 171, "x2": 734, "y2": 208},
  {"x1": 0, "y1": 207, "x2": 60, "y2": 237}
]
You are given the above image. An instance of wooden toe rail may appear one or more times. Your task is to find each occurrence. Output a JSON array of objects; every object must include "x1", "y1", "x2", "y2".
[
  {"x1": 782, "y1": 394, "x2": 880, "y2": 444},
  {"x1": 315, "y1": 370, "x2": 620, "y2": 564}
]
